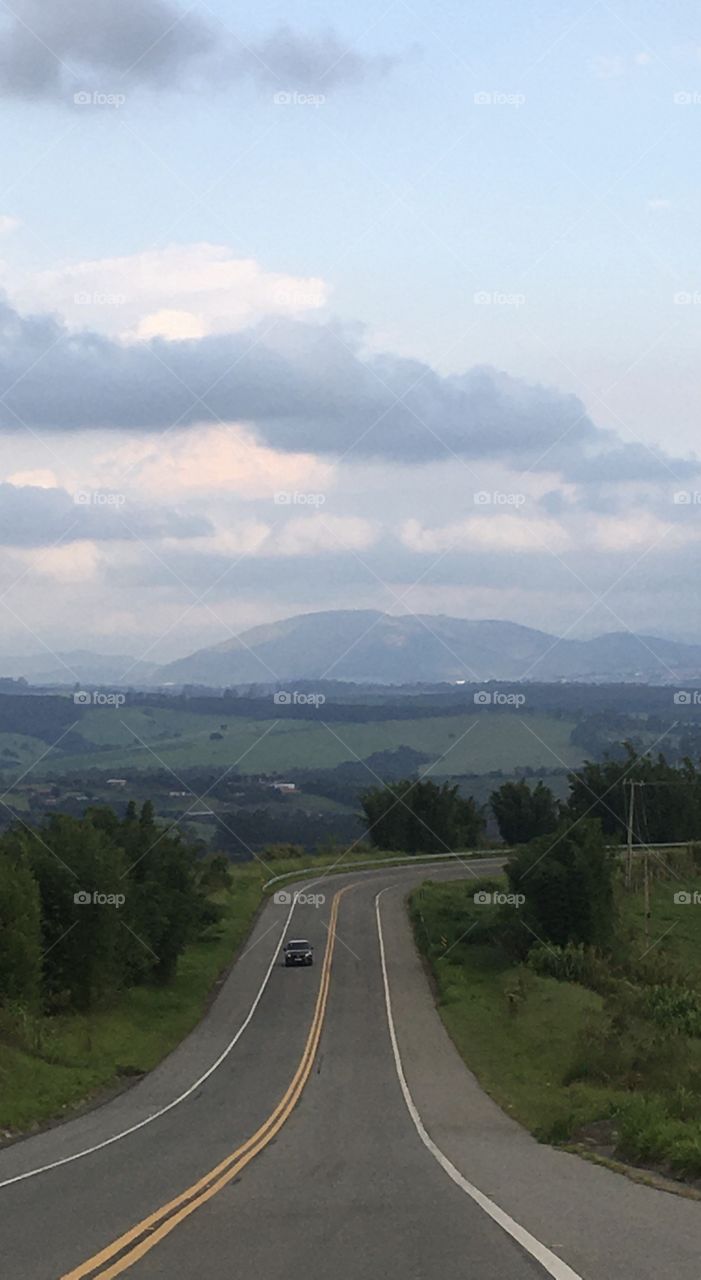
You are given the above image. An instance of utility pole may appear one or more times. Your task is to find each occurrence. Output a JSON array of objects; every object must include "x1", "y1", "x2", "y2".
[
  {"x1": 643, "y1": 842, "x2": 651, "y2": 946},
  {"x1": 625, "y1": 779, "x2": 637, "y2": 889},
  {"x1": 624, "y1": 778, "x2": 650, "y2": 940}
]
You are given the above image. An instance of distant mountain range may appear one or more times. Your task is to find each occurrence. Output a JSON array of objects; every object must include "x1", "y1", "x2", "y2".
[{"x1": 4, "y1": 611, "x2": 701, "y2": 688}]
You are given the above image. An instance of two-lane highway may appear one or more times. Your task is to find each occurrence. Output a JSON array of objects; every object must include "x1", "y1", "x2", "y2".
[{"x1": 1, "y1": 860, "x2": 701, "y2": 1280}]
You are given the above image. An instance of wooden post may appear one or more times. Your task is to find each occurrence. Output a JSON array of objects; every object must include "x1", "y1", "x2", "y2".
[{"x1": 625, "y1": 780, "x2": 636, "y2": 889}]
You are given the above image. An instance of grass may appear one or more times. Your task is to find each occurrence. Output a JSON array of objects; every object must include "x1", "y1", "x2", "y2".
[
  {"x1": 0, "y1": 843, "x2": 466, "y2": 1134},
  {"x1": 15, "y1": 708, "x2": 582, "y2": 779},
  {"x1": 411, "y1": 871, "x2": 701, "y2": 1180},
  {"x1": 0, "y1": 874, "x2": 262, "y2": 1133}
]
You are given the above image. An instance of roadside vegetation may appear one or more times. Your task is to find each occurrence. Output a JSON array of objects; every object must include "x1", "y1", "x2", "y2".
[
  {"x1": 411, "y1": 824, "x2": 701, "y2": 1184},
  {"x1": 0, "y1": 812, "x2": 462, "y2": 1135}
]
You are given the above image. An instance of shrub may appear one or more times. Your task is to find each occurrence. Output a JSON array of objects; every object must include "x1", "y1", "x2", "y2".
[
  {"x1": 566, "y1": 998, "x2": 691, "y2": 1092},
  {"x1": 527, "y1": 942, "x2": 615, "y2": 993},
  {"x1": 637, "y1": 984, "x2": 701, "y2": 1037},
  {"x1": 507, "y1": 819, "x2": 615, "y2": 952}
]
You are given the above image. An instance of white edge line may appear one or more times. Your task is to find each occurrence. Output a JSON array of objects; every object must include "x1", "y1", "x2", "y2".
[
  {"x1": 375, "y1": 886, "x2": 584, "y2": 1280},
  {"x1": 0, "y1": 896, "x2": 300, "y2": 1190},
  {"x1": 0, "y1": 860, "x2": 491, "y2": 1191}
]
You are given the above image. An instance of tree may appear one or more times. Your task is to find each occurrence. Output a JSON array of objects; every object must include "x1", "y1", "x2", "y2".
[
  {"x1": 197, "y1": 853, "x2": 231, "y2": 890},
  {"x1": 506, "y1": 819, "x2": 615, "y2": 952},
  {"x1": 490, "y1": 780, "x2": 559, "y2": 844},
  {"x1": 27, "y1": 816, "x2": 125, "y2": 1010},
  {"x1": 361, "y1": 778, "x2": 484, "y2": 853},
  {"x1": 0, "y1": 844, "x2": 42, "y2": 1007},
  {"x1": 567, "y1": 748, "x2": 701, "y2": 843}
]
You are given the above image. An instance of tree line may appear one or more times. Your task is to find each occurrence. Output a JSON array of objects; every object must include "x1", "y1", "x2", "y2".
[
  {"x1": 361, "y1": 747, "x2": 701, "y2": 852},
  {"x1": 0, "y1": 803, "x2": 222, "y2": 1014}
]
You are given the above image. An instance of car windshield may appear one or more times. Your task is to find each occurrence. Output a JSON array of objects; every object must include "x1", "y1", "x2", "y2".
[{"x1": 287, "y1": 941, "x2": 311, "y2": 951}]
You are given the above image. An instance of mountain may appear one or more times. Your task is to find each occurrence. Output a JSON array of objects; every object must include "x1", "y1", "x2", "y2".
[
  {"x1": 0, "y1": 651, "x2": 159, "y2": 687},
  {"x1": 154, "y1": 611, "x2": 701, "y2": 687},
  {"x1": 4, "y1": 613, "x2": 700, "y2": 688}
]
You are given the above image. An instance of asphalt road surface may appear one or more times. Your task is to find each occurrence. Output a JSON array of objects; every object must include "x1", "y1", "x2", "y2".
[{"x1": 1, "y1": 858, "x2": 701, "y2": 1280}]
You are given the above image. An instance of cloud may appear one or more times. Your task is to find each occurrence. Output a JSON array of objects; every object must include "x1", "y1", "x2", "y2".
[
  {"x1": 274, "y1": 514, "x2": 377, "y2": 556},
  {"x1": 98, "y1": 424, "x2": 334, "y2": 501},
  {"x1": 0, "y1": 1, "x2": 391, "y2": 102},
  {"x1": 0, "y1": 481, "x2": 213, "y2": 546},
  {"x1": 0, "y1": 298, "x2": 695, "y2": 488},
  {"x1": 5, "y1": 244, "x2": 328, "y2": 339},
  {"x1": 400, "y1": 514, "x2": 571, "y2": 555},
  {"x1": 0, "y1": 215, "x2": 20, "y2": 234}
]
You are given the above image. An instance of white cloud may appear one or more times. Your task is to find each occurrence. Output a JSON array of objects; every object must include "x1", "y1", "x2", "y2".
[
  {"x1": 96, "y1": 423, "x2": 335, "y2": 501},
  {"x1": 29, "y1": 541, "x2": 102, "y2": 583},
  {"x1": 0, "y1": 215, "x2": 20, "y2": 235},
  {"x1": 400, "y1": 515, "x2": 571, "y2": 555},
  {"x1": 3, "y1": 243, "x2": 328, "y2": 339},
  {"x1": 6, "y1": 468, "x2": 58, "y2": 488},
  {"x1": 589, "y1": 514, "x2": 691, "y2": 552},
  {"x1": 274, "y1": 515, "x2": 378, "y2": 556}
]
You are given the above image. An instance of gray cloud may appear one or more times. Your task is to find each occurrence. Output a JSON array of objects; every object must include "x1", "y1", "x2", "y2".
[
  {"x1": 0, "y1": 299, "x2": 695, "y2": 488},
  {"x1": 109, "y1": 536, "x2": 698, "y2": 614},
  {"x1": 0, "y1": 1, "x2": 390, "y2": 100},
  {"x1": 0, "y1": 482, "x2": 212, "y2": 546}
]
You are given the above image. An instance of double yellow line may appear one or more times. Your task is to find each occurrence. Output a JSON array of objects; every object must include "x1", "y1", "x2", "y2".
[{"x1": 62, "y1": 886, "x2": 350, "y2": 1280}]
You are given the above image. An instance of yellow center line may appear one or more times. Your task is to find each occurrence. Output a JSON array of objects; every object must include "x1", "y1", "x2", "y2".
[{"x1": 61, "y1": 886, "x2": 351, "y2": 1280}]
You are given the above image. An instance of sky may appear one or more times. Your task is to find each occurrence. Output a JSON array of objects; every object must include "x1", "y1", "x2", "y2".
[{"x1": 0, "y1": 0, "x2": 700, "y2": 662}]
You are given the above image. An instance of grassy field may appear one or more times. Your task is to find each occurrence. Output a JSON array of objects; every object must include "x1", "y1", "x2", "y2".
[
  {"x1": 411, "y1": 871, "x2": 701, "y2": 1181},
  {"x1": 10, "y1": 707, "x2": 582, "y2": 780}
]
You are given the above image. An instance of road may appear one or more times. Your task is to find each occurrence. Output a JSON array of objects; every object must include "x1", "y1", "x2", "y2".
[{"x1": 1, "y1": 859, "x2": 700, "y2": 1280}]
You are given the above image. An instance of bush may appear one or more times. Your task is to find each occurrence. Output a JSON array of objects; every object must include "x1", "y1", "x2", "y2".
[
  {"x1": 410, "y1": 878, "x2": 504, "y2": 961},
  {"x1": 566, "y1": 997, "x2": 691, "y2": 1092},
  {"x1": 637, "y1": 984, "x2": 701, "y2": 1037},
  {"x1": 507, "y1": 819, "x2": 615, "y2": 952},
  {"x1": 263, "y1": 843, "x2": 307, "y2": 861}
]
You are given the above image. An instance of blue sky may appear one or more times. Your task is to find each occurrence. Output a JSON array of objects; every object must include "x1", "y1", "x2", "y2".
[{"x1": 0, "y1": 0, "x2": 699, "y2": 658}]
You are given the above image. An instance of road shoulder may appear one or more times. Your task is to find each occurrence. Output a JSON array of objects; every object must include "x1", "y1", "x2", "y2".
[{"x1": 379, "y1": 882, "x2": 701, "y2": 1280}]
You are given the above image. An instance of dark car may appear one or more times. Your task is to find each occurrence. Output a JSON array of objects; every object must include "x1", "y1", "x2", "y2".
[{"x1": 284, "y1": 939, "x2": 314, "y2": 967}]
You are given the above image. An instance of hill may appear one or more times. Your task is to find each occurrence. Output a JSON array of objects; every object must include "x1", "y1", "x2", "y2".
[{"x1": 155, "y1": 611, "x2": 701, "y2": 687}]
